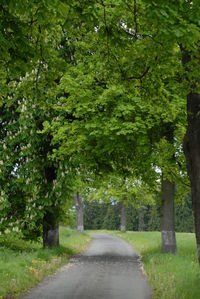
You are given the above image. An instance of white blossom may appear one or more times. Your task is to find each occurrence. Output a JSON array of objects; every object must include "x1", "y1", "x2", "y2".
[{"x1": 13, "y1": 227, "x2": 19, "y2": 232}]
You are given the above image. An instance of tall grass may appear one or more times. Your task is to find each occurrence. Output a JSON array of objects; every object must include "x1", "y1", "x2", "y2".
[
  {"x1": 112, "y1": 231, "x2": 200, "y2": 299},
  {"x1": 0, "y1": 227, "x2": 91, "y2": 299}
]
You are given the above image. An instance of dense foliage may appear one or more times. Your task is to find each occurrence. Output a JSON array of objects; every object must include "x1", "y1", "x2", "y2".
[
  {"x1": 84, "y1": 196, "x2": 194, "y2": 233},
  {"x1": 0, "y1": 0, "x2": 200, "y2": 258}
]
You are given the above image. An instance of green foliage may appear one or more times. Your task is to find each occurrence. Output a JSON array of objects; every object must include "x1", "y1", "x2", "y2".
[
  {"x1": 84, "y1": 201, "x2": 111, "y2": 230},
  {"x1": 60, "y1": 206, "x2": 76, "y2": 228},
  {"x1": 84, "y1": 194, "x2": 194, "y2": 233},
  {"x1": 0, "y1": 1, "x2": 74, "y2": 240},
  {"x1": 84, "y1": 200, "x2": 140, "y2": 231},
  {"x1": 1, "y1": 0, "x2": 199, "y2": 243},
  {"x1": 102, "y1": 204, "x2": 121, "y2": 230},
  {"x1": 175, "y1": 194, "x2": 194, "y2": 233}
]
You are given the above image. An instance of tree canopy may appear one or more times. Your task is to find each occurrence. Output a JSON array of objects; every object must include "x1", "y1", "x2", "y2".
[{"x1": 0, "y1": 0, "x2": 200, "y2": 257}]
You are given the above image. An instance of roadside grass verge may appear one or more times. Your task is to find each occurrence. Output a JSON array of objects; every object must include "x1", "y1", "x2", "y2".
[
  {"x1": 0, "y1": 227, "x2": 91, "y2": 299},
  {"x1": 109, "y1": 231, "x2": 200, "y2": 299}
]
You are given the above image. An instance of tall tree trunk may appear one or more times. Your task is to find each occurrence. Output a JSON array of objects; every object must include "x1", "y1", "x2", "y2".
[
  {"x1": 74, "y1": 193, "x2": 84, "y2": 233},
  {"x1": 183, "y1": 92, "x2": 200, "y2": 263},
  {"x1": 181, "y1": 48, "x2": 200, "y2": 263},
  {"x1": 120, "y1": 201, "x2": 127, "y2": 232},
  {"x1": 160, "y1": 177, "x2": 177, "y2": 254},
  {"x1": 138, "y1": 206, "x2": 145, "y2": 231},
  {"x1": 159, "y1": 122, "x2": 177, "y2": 254},
  {"x1": 43, "y1": 205, "x2": 59, "y2": 248},
  {"x1": 43, "y1": 166, "x2": 59, "y2": 248}
]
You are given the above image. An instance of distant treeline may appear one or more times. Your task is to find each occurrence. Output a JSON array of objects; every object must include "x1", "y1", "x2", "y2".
[{"x1": 83, "y1": 195, "x2": 194, "y2": 232}]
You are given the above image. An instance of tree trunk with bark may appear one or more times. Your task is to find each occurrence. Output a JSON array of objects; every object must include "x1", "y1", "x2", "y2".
[
  {"x1": 74, "y1": 193, "x2": 84, "y2": 233},
  {"x1": 181, "y1": 48, "x2": 200, "y2": 263},
  {"x1": 160, "y1": 177, "x2": 177, "y2": 254},
  {"x1": 43, "y1": 205, "x2": 59, "y2": 248},
  {"x1": 138, "y1": 206, "x2": 146, "y2": 231},
  {"x1": 183, "y1": 92, "x2": 200, "y2": 263},
  {"x1": 43, "y1": 165, "x2": 60, "y2": 248},
  {"x1": 120, "y1": 201, "x2": 127, "y2": 232},
  {"x1": 159, "y1": 121, "x2": 177, "y2": 254}
]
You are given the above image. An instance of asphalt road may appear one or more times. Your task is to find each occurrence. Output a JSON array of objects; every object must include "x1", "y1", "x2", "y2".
[{"x1": 21, "y1": 234, "x2": 152, "y2": 299}]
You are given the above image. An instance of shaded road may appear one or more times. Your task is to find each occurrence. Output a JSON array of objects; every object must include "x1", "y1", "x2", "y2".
[{"x1": 21, "y1": 234, "x2": 152, "y2": 299}]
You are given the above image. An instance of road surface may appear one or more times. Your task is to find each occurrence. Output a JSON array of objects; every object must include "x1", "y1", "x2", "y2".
[{"x1": 21, "y1": 233, "x2": 152, "y2": 299}]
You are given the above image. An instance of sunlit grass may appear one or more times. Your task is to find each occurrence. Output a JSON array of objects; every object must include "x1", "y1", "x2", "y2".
[{"x1": 0, "y1": 227, "x2": 91, "y2": 298}]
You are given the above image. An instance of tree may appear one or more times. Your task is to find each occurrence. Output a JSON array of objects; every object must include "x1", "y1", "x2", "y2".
[
  {"x1": 0, "y1": 1, "x2": 72, "y2": 247},
  {"x1": 138, "y1": 206, "x2": 146, "y2": 231},
  {"x1": 175, "y1": 194, "x2": 194, "y2": 233},
  {"x1": 102, "y1": 203, "x2": 120, "y2": 230},
  {"x1": 74, "y1": 193, "x2": 84, "y2": 233},
  {"x1": 158, "y1": 124, "x2": 178, "y2": 254},
  {"x1": 160, "y1": 176, "x2": 177, "y2": 253},
  {"x1": 144, "y1": 0, "x2": 200, "y2": 261},
  {"x1": 83, "y1": 200, "x2": 110, "y2": 230},
  {"x1": 1, "y1": 0, "x2": 199, "y2": 259},
  {"x1": 120, "y1": 201, "x2": 127, "y2": 232}
]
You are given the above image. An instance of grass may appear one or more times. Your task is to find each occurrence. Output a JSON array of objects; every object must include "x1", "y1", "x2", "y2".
[
  {"x1": 108, "y1": 231, "x2": 200, "y2": 299},
  {"x1": 0, "y1": 227, "x2": 91, "y2": 299}
]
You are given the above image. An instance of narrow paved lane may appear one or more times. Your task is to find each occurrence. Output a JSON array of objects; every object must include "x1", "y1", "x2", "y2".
[{"x1": 21, "y1": 234, "x2": 152, "y2": 299}]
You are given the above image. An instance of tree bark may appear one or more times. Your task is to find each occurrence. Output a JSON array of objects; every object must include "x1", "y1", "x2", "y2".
[
  {"x1": 120, "y1": 201, "x2": 127, "y2": 232},
  {"x1": 183, "y1": 92, "x2": 200, "y2": 263},
  {"x1": 74, "y1": 193, "x2": 84, "y2": 233},
  {"x1": 43, "y1": 205, "x2": 59, "y2": 248},
  {"x1": 160, "y1": 177, "x2": 177, "y2": 254},
  {"x1": 181, "y1": 47, "x2": 200, "y2": 263},
  {"x1": 138, "y1": 206, "x2": 146, "y2": 231},
  {"x1": 43, "y1": 165, "x2": 59, "y2": 248}
]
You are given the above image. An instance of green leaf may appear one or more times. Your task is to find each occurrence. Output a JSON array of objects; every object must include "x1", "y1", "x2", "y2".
[{"x1": 58, "y1": 2, "x2": 69, "y2": 19}]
